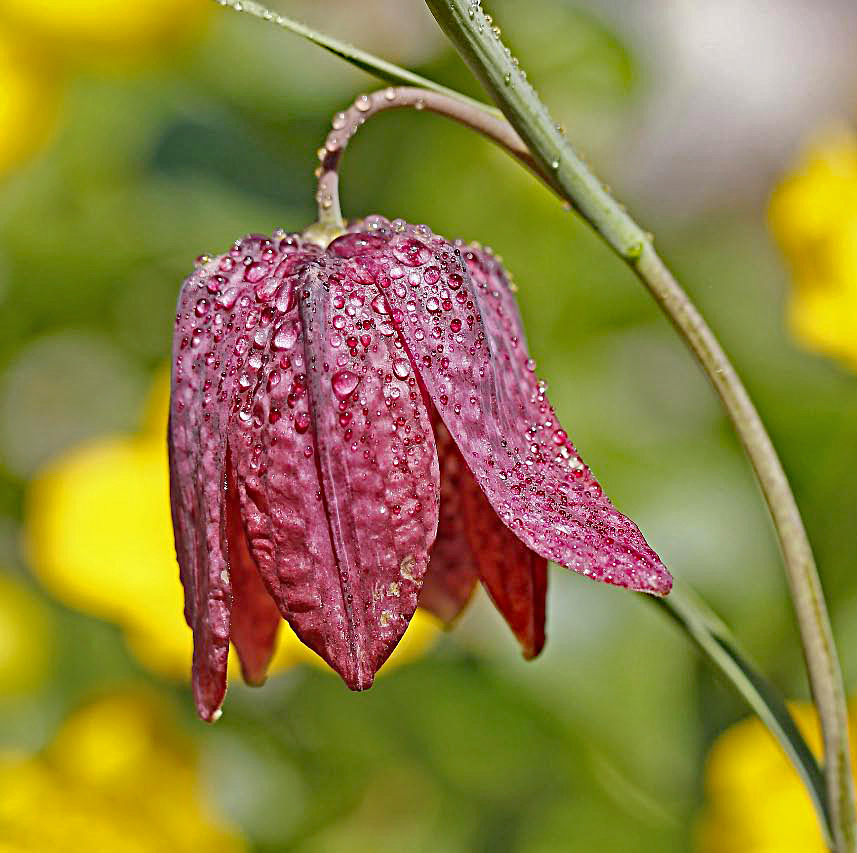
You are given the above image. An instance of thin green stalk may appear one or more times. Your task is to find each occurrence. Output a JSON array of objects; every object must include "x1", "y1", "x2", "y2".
[
  {"x1": 310, "y1": 84, "x2": 833, "y2": 842},
  {"x1": 211, "y1": 0, "x2": 500, "y2": 117},
  {"x1": 424, "y1": 1, "x2": 855, "y2": 849},
  {"x1": 213, "y1": 0, "x2": 846, "y2": 843}
]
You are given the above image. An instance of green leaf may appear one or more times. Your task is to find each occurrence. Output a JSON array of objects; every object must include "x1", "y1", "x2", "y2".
[{"x1": 656, "y1": 582, "x2": 833, "y2": 847}]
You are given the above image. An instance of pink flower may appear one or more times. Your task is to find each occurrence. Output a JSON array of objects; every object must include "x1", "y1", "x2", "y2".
[{"x1": 169, "y1": 216, "x2": 671, "y2": 721}]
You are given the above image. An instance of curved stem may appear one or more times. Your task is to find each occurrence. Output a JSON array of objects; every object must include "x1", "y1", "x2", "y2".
[
  {"x1": 314, "y1": 87, "x2": 545, "y2": 228},
  {"x1": 424, "y1": 1, "x2": 855, "y2": 849},
  {"x1": 314, "y1": 84, "x2": 835, "y2": 841},
  {"x1": 217, "y1": 0, "x2": 851, "y2": 839},
  {"x1": 216, "y1": 0, "x2": 849, "y2": 837}
]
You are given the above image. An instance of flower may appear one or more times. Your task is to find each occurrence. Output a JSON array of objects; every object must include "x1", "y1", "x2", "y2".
[
  {"x1": 770, "y1": 129, "x2": 857, "y2": 371},
  {"x1": 0, "y1": 0, "x2": 210, "y2": 178},
  {"x1": 697, "y1": 701, "x2": 857, "y2": 852},
  {"x1": 0, "y1": 692, "x2": 246, "y2": 851},
  {"x1": 0, "y1": 0, "x2": 208, "y2": 67},
  {"x1": 0, "y1": 571, "x2": 53, "y2": 696},
  {"x1": 171, "y1": 216, "x2": 671, "y2": 720},
  {"x1": 0, "y1": 31, "x2": 60, "y2": 178},
  {"x1": 26, "y1": 370, "x2": 437, "y2": 682}
]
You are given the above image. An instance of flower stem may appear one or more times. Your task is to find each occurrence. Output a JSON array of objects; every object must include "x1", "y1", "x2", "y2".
[
  {"x1": 314, "y1": 87, "x2": 836, "y2": 837},
  {"x1": 215, "y1": 0, "x2": 850, "y2": 839},
  {"x1": 210, "y1": 0, "x2": 500, "y2": 116},
  {"x1": 423, "y1": 1, "x2": 855, "y2": 848},
  {"x1": 314, "y1": 87, "x2": 544, "y2": 229}
]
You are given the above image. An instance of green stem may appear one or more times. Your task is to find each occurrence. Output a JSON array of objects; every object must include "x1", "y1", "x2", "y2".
[
  {"x1": 314, "y1": 87, "x2": 544, "y2": 230},
  {"x1": 214, "y1": 0, "x2": 849, "y2": 843},
  {"x1": 211, "y1": 0, "x2": 500, "y2": 117},
  {"x1": 312, "y1": 85, "x2": 834, "y2": 840},
  {"x1": 424, "y1": 1, "x2": 855, "y2": 849},
  {"x1": 659, "y1": 585, "x2": 832, "y2": 845}
]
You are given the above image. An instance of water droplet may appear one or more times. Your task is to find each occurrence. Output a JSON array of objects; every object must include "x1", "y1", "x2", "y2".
[
  {"x1": 244, "y1": 262, "x2": 268, "y2": 283},
  {"x1": 295, "y1": 412, "x2": 310, "y2": 433},
  {"x1": 392, "y1": 238, "x2": 432, "y2": 267},
  {"x1": 355, "y1": 94, "x2": 371, "y2": 112},
  {"x1": 273, "y1": 323, "x2": 298, "y2": 351},
  {"x1": 331, "y1": 369, "x2": 360, "y2": 399},
  {"x1": 392, "y1": 358, "x2": 411, "y2": 380},
  {"x1": 332, "y1": 111, "x2": 347, "y2": 130},
  {"x1": 370, "y1": 294, "x2": 389, "y2": 314},
  {"x1": 254, "y1": 277, "x2": 279, "y2": 302}
]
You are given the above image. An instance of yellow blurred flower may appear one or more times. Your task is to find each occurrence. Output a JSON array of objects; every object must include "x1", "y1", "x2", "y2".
[
  {"x1": 25, "y1": 371, "x2": 438, "y2": 683},
  {"x1": 0, "y1": 0, "x2": 210, "y2": 177},
  {"x1": 770, "y1": 130, "x2": 857, "y2": 371},
  {"x1": 0, "y1": 572, "x2": 53, "y2": 696},
  {"x1": 0, "y1": 31, "x2": 60, "y2": 178},
  {"x1": 697, "y1": 701, "x2": 857, "y2": 852},
  {"x1": 0, "y1": 692, "x2": 245, "y2": 852},
  {"x1": 0, "y1": 0, "x2": 209, "y2": 67}
]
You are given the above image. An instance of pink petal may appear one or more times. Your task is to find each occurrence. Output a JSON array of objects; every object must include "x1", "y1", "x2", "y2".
[
  {"x1": 424, "y1": 416, "x2": 547, "y2": 657},
  {"x1": 170, "y1": 305, "x2": 234, "y2": 723},
  {"x1": 461, "y1": 468, "x2": 548, "y2": 659},
  {"x1": 419, "y1": 417, "x2": 480, "y2": 624},
  {"x1": 224, "y1": 239, "x2": 440, "y2": 689},
  {"x1": 225, "y1": 453, "x2": 281, "y2": 686},
  {"x1": 379, "y1": 222, "x2": 671, "y2": 596}
]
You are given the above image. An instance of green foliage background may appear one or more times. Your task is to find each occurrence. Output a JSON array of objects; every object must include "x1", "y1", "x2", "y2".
[{"x1": 1, "y1": 2, "x2": 855, "y2": 849}]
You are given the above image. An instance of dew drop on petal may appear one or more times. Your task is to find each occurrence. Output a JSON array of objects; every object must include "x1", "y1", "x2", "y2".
[
  {"x1": 392, "y1": 238, "x2": 432, "y2": 267},
  {"x1": 244, "y1": 262, "x2": 268, "y2": 283},
  {"x1": 392, "y1": 358, "x2": 411, "y2": 380},
  {"x1": 331, "y1": 369, "x2": 360, "y2": 399},
  {"x1": 370, "y1": 294, "x2": 389, "y2": 314},
  {"x1": 272, "y1": 323, "x2": 298, "y2": 351}
]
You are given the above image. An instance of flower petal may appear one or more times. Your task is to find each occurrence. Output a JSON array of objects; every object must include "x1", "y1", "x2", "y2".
[
  {"x1": 419, "y1": 417, "x2": 480, "y2": 624},
  {"x1": 380, "y1": 223, "x2": 671, "y2": 595},
  {"x1": 462, "y1": 467, "x2": 548, "y2": 659},
  {"x1": 224, "y1": 454, "x2": 281, "y2": 686},
  {"x1": 224, "y1": 240, "x2": 440, "y2": 689},
  {"x1": 169, "y1": 315, "x2": 233, "y2": 722},
  {"x1": 424, "y1": 416, "x2": 546, "y2": 656}
]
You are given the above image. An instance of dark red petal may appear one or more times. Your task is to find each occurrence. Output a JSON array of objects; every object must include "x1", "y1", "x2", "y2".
[
  {"x1": 225, "y1": 245, "x2": 440, "y2": 689},
  {"x1": 169, "y1": 232, "x2": 311, "y2": 718},
  {"x1": 419, "y1": 418, "x2": 480, "y2": 624},
  {"x1": 225, "y1": 454, "x2": 281, "y2": 686},
  {"x1": 170, "y1": 305, "x2": 234, "y2": 723},
  {"x1": 424, "y1": 416, "x2": 546, "y2": 657},
  {"x1": 378, "y1": 222, "x2": 672, "y2": 596},
  {"x1": 462, "y1": 472, "x2": 548, "y2": 659}
]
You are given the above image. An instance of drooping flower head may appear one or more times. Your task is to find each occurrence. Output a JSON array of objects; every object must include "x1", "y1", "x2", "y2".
[{"x1": 169, "y1": 216, "x2": 671, "y2": 721}]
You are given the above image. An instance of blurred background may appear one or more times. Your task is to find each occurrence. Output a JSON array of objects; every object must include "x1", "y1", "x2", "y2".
[{"x1": 1, "y1": 0, "x2": 856, "y2": 850}]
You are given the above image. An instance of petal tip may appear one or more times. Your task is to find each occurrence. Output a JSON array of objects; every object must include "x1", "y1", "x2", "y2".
[
  {"x1": 197, "y1": 702, "x2": 224, "y2": 724},
  {"x1": 522, "y1": 636, "x2": 546, "y2": 661},
  {"x1": 240, "y1": 668, "x2": 269, "y2": 688},
  {"x1": 343, "y1": 668, "x2": 376, "y2": 692}
]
